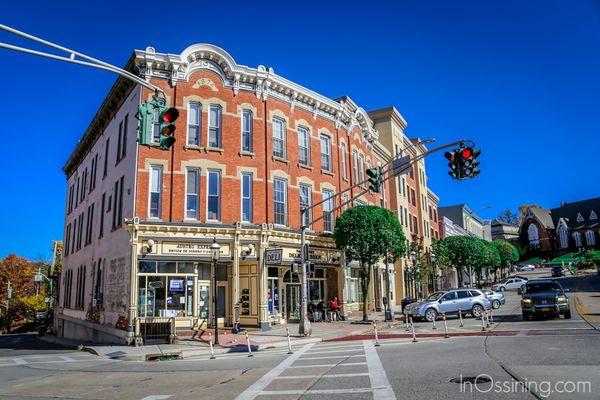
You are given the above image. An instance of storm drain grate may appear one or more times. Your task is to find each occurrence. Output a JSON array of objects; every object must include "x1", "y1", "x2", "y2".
[{"x1": 449, "y1": 376, "x2": 492, "y2": 384}]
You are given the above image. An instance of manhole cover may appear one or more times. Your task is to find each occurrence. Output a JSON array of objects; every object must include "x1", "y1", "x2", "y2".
[{"x1": 449, "y1": 376, "x2": 492, "y2": 384}]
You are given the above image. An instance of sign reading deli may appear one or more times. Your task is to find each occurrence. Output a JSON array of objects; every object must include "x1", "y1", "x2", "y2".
[
  {"x1": 283, "y1": 248, "x2": 341, "y2": 264},
  {"x1": 161, "y1": 242, "x2": 231, "y2": 257}
]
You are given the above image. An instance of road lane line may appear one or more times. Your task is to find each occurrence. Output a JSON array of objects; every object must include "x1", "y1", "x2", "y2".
[
  {"x1": 233, "y1": 342, "x2": 315, "y2": 400},
  {"x1": 12, "y1": 358, "x2": 27, "y2": 365},
  {"x1": 364, "y1": 340, "x2": 396, "y2": 400},
  {"x1": 60, "y1": 356, "x2": 75, "y2": 362},
  {"x1": 141, "y1": 396, "x2": 173, "y2": 400}
]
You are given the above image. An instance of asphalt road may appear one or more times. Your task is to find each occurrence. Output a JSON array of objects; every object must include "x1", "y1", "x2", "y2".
[{"x1": 0, "y1": 268, "x2": 598, "y2": 400}]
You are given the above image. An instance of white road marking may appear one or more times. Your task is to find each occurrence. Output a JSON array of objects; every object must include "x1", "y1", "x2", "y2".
[
  {"x1": 304, "y1": 348, "x2": 363, "y2": 355},
  {"x1": 260, "y1": 388, "x2": 377, "y2": 395},
  {"x1": 60, "y1": 356, "x2": 75, "y2": 362},
  {"x1": 364, "y1": 340, "x2": 396, "y2": 400},
  {"x1": 141, "y1": 396, "x2": 173, "y2": 400},
  {"x1": 275, "y1": 372, "x2": 369, "y2": 379},
  {"x1": 287, "y1": 361, "x2": 367, "y2": 368},
  {"x1": 12, "y1": 358, "x2": 27, "y2": 365},
  {"x1": 233, "y1": 342, "x2": 315, "y2": 400},
  {"x1": 299, "y1": 354, "x2": 365, "y2": 361}
]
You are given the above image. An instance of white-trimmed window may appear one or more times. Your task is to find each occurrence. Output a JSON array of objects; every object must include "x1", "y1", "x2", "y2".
[
  {"x1": 340, "y1": 142, "x2": 348, "y2": 180},
  {"x1": 585, "y1": 230, "x2": 595, "y2": 246},
  {"x1": 322, "y1": 189, "x2": 334, "y2": 232},
  {"x1": 273, "y1": 178, "x2": 287, "y2": 225},
  {"x1": 298, "y1": 126, "x2": 310, "y2": 166},
  {"x1": 352, "y1": 150, "x2": 359, "y2": 183},
  {"x1": 185, "y1": 168, "x2": 200, "y2": 219},
  {"x1": 359, "y1": 154, "x2": 365, "y2": 184},
  {"x1": 149, "y1": 165, "x2": 162, "y2": 218},
  {"x1": 241, "y1": 110, "x2": 253, "y2": 152},
  {"x1": 187, "y1": 102, "x2": 201, "y2": 146},
  {"x1": 299, "y1": 185, "x2": 311, "y2": 228},
  {"x1": 241, "y1": 173, "x2": 253, "y2": 223},
  {"x1": 208, "y1": 105, "x2": 222, "y2": 148},
  {"x1": 273, "y1": 118, "x2": 286, "y2": 158},
  {"x1": 320, "y1": 134, "x2": 331, "y2": 172},
  {"x1": 573, "y1": 231, "x2": 583, "y2": 247},
  {"x1": 558, "y1": 225, "x2": 568, "y2": 248},
  {"x1": 527, "y1": 224, "x2": 539, "y2": 246},
  {"x1": 207, "y1": 170, "x2": 221, "y2": 221}
]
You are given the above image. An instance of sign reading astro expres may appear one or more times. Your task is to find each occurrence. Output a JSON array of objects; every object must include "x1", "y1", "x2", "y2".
[{"x1": 160, "y1": 242, "x2": 231, "y2": 257}]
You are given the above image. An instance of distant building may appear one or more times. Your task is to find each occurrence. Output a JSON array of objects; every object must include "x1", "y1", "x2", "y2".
[
  {"x1": 489, "y1": 220, "x2": 519, "y2": 242},
  {"x1": 519, "y1": 198, "x2": 600, "y2": 258},
  {"x1": 438, "y1": 204, "x2": 485, "y2": 239}
]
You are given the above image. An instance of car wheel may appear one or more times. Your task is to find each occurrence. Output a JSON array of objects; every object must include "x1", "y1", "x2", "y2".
[
  {"x1": 522, "y1": 312, "x2": 530, "y2": 321},
  {"x1": 564, "y1": 310, "x2": 571, "y2": 319},
  {"x1": 492, "y1": 300, "x2": 501, "y2": 309},
  {"x1": 499, "y1": 286, "x2": 506, "y2": 292},
  {"x1": 425, "y1": 308, "x2": 438, "y2": 322},
  {"x1": 471, "y1": 304, "x2": 484, "y2": 319}
]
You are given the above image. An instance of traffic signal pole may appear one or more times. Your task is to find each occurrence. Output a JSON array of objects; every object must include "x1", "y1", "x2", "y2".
[{"x1": 0, "y1": 24, "x2": 163, "y2": 95}]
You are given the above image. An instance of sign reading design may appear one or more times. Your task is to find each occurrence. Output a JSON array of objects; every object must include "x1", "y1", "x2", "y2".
[{"x1": 161, "y1": 242, "x2": 231, "y2": 257}]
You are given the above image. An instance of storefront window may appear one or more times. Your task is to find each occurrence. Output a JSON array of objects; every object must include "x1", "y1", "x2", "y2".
[
  {"x1": 178, "y1": 262, "x2": 195, "y2": 274},
  {"x1": 308, "y1": 268, "x2": 327, "y2": 302},
  {"x1": 346, "y1": 268, "x2": 362, "y2": 303},
  {"x1": 138, "y1": 261, "x2": 156, "y2": 273},
  {"x1": 158, "y1": 262, "x2": 177, "y2": 274}
]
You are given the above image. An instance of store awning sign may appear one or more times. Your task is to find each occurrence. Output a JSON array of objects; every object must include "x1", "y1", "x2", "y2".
[{"x1": 265, "y1": 248, "x2": 283, "y2": 265}]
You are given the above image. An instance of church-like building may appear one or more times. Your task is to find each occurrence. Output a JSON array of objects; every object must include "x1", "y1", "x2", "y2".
[{"x1": 519, "y1": 198, "x2": 600, "y2": 259}]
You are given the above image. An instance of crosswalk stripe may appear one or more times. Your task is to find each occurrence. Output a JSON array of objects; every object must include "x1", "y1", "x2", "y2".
[
  {"x1": 298, "y1": 354, "x2": 365, "y2": 361},
  {"x1": 275, "y1": 372, "x2": 369, "y2": 379},
  {"x1": 287, "y1": 361, "x2": 367, "y2": 368},
  {"x1": 364, "y1": 340, "x2": 396, "y2": 400},
  {"x1": 259, "y1": 388, "x2": 378, "y2": 395},
  {"x1": 304, "y1": 348, "x2": 364, "y2": 355}
]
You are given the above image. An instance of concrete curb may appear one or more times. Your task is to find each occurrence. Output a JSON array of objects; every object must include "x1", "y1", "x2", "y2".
[{"x1": 179, "y1": 337, "x2": 322, "y2": 359}]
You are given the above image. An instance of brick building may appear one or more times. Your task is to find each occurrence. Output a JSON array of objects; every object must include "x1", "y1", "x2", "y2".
[{"x1": 57, "y1": 43, "x2": 441, "y2": 344}]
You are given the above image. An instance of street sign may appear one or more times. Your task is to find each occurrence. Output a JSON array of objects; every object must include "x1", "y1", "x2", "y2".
[
  {"x1": 391, "y1": 155, "x2": 412, "y2": 176},
  {"x1": 265, "y1": 248, "x2": 283, "y2": 265}
]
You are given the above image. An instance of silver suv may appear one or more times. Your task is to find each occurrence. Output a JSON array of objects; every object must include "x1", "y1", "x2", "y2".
[{"x1": 404, "y1": 289, "x2": 492, "y2": 322}]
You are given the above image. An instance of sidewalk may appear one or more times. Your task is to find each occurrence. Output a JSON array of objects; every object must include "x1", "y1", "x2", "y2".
[{"x1": 574, "y1": 271, "x2": 600, "y2": 328}]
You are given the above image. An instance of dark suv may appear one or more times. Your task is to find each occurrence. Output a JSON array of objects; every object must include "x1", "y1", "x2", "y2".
[
  {"x1": 551, "y1": 266, "x2": 565, "y2": 277},
  {"x1": 521, "y1": 279, "x2": 570, "y2": 320}
]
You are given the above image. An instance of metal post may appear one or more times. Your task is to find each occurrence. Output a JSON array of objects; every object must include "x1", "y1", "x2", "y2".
[
  {"x1": 298, "y1": 218, "x2": 312, "y2": 337},
  {"x1": 481, "y1": 313, "x2": 486, "y2": 332},
  {"x1": 410, "y1": 317, "x2": 418, "y2": 343},
  {"x1": 384, "y1": 247, "x2": 392, "y2": 322},
  {"x1": 405, "y1": 312, "x2": 410, "y2": 331},
  {"x1": 485, "y1": 309, "x2": 490, "y2": 328},
  {"x1": 373, "y1": 322, "x2": 380, "y2": 347},
  {"x1": 458, "y1": 309, "x2": 464, "y2": 327},
  {"x1": 208, "y1": 332, "x2": 216, "y2": 359},
  {"x1": 212, "y1": 259, "x2": 218, "y2": 346},
  {"x1": 442, "y1": 313, "x2": 449, "y2": 338},
  {"x1": 245, "y1": 330, "x2": 253, "y2": 357},
  {"x1": 432, "y1": 316, "x2": 436, "y2": 330},
  {"x1": 489, "y1": 308, "x2": 494, "y2": 324},
  {"x1": 286, "y1": 327, "x2": 293, "y2": 354}
]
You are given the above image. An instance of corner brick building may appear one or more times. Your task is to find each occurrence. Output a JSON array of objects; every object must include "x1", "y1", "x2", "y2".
[{"x1": 58, "y1": 43, "x2": 440, "y2": 344}]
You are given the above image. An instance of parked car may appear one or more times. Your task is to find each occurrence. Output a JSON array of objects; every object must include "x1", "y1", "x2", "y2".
[
  {"x1": 492, "y1": 277, "x2": 527, "y2": 292},
  {"x1": 519, "y1": 265, "x2": 535, "y2": 271},
  {"x1": 551, "y1": 266, "x2": 565, "y2": 277},
  {"x1": 403, "y1": 289, "x2": 492, "y2": 322},
  {"x1": 481, "y1": 289, "x2": 505, "y2": 309},
  {"x1": 520, "y1": 279, "x2": 571, "y2": 320}
]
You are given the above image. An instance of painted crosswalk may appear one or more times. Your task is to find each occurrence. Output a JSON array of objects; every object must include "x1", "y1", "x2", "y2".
[
  {"x1": 0, "y1": 352, "x2": 113, "y2": 367},
  {"x1": 234, "y1": 340, "x2": 396, "y2": 399}
]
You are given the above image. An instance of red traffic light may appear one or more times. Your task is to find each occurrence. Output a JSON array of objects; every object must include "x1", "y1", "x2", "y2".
[
  {"x1": 161, "y1": 107, "x2": 179, "y2": 124},
  {"x1": 461, "y1": 147, "x2": 473, "y2": 159}
]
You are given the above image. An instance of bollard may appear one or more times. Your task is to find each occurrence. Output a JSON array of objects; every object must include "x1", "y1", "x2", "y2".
[
  {"x1": 208, "y1": 332, "x2": 216, "y2": 360},
  {"x1": 489, "y1": 308, "x2": 494, "y2": 324},
  {"x1": 458, "y1": 309, "x2": 464, "y2": 327},
  {"x1": 432, "y1": 315, "x2": 437, "y2": 330},
  {"x1": 442, "y1": 313, "x2": 449, "y2": 339},
  {"x1": 244, "y1": 330, "x2": 253, "y2": 357},
  {"x1": 481, "y1": 312, "x2": 486, "y2": 332},
  {"x1": 286, "y1": 328, "x2": 293, "y2": 354},
  {"x1": 405, "y1": 313, "x2": 410, "y2": 331},
  {"x1": 373, "y1": 322, "x2": 380, "y2": 346},
  {"x1": 485, "y1": 310, "x2": 490, "y2": 328},
  {"x1": 410, "y1": 318, "x2": 418, "y2": 343}
]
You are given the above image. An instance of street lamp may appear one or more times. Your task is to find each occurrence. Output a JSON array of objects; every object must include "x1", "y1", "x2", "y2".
[
  {"x1": 383, "y1": 246, "x2": 393, "y2": 322},
  {"x1": 210, "y1": 237, "x2": 221, "y2": 346}
]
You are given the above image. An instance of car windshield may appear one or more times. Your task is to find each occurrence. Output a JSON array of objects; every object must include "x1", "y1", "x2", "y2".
[
  {"x1": 525, "y1": 282, "x2": 562, "y2": 293},
  {"x1": 425, "y1": 292, "x2": 445, "y2": 301}
]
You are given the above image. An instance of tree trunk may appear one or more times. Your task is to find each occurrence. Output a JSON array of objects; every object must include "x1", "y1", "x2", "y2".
[
  {"x1": 361, "y1": 262, "x2": 371, "y2": 321},
  {"x1": 456, "y1": 266, "x2": 464, "y2": 287}
]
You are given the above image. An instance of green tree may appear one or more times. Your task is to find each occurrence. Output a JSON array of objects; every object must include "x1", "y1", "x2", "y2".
[
  {"x1": 481, "y1": 240, "x2": 501, "y2": 286},
  {"x1": 493, "y1": 240, "x2": 519, "y2": 279},
  {"x1": 334, "y1": 205, "x2": 406, "y2": 321},
  {"x1": 442, "y1": 236, "x2": 488, "y2": 287}
]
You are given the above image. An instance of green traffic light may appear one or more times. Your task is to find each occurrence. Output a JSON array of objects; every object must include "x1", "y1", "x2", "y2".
[{"x1": 366, "y1": 167, "x2": 382, "y2": 193}]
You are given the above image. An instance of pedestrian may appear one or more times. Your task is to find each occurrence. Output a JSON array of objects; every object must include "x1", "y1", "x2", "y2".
[
  {"x1": 329, "y1": 297, "x2": 340, "y2": 321},
  {"x1": 316, "y1": 300, "x2": 326, "y2": 321}
]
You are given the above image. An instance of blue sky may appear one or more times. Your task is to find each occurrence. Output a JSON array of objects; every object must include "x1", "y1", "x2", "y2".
[{"x1": 1, "y1": 0, "x2": 599, "y2": 260}]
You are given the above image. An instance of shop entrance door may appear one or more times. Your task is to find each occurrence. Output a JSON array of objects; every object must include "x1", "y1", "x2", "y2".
[{"x1": 286, "y1": 284, "x2": 301, "y2": 322}]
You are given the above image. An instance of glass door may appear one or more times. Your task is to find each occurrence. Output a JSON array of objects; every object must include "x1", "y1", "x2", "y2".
[{"x1": 286, "y1": 284, "x2": 301, "y2": 322}]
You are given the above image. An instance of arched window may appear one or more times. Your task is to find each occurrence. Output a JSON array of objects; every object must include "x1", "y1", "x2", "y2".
[
  {"x1": 585, "y1": 230, "x2": 596, "y2": 247},
  {"x1": 527, "y1": 224, "x2": 540, "y2": 246},
  {"x1": 558, "y1": 225, "x2": 568, "y2": 249},
  {"x1": 573, "y1": 232, "x2": 583, "y2": 248}
]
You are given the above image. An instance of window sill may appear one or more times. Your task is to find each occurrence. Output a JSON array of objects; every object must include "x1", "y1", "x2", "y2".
[
  {"x1": 184, "y1": 145, "x2": 205, "y2": 152},
  {"x1": 321, "y1": 169, "x2": 335, "y2": 177},
  {"x1": 206, "y1": 147, "x2": 224, "y2": 154},
  {"x1": 239, "y1": 151, "x2": 255, "y2": 158},
  {"x1": 298, "y1": 163, "x2": 313, "y2": 171},
  {"x1": 272, "y1": 156, "x2": 289, "y2": 164}
]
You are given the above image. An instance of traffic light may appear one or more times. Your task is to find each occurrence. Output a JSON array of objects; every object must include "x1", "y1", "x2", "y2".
[
  {"x1": 136, "y1": 101, "x2": 155, "y2": 145},
  {"x1": 366, "y1": 166, "x2": 382, "y2": 193},
  {"x1": 158, "y1": 105, "x2": 179, "y2": 150},
  {"x1": 459, "y1": 147, "x2": 481, "y2": 178},
  {"x1": 445, "y1": 150, "x2": 461, "y2": 179}
]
